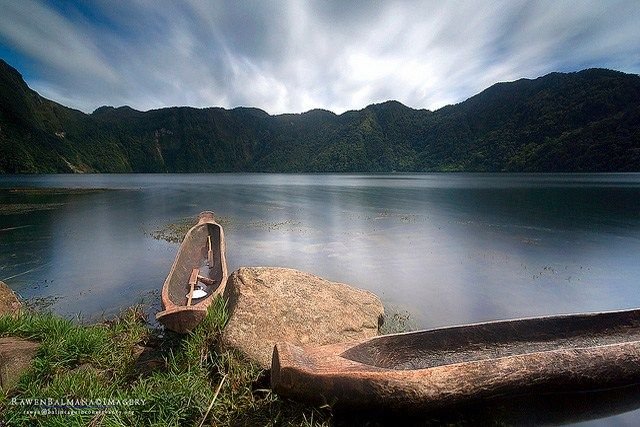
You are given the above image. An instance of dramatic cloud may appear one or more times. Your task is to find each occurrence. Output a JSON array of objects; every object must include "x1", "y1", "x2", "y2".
[{"x1": 1, "y1": 0, "x2": 639, "y2": 114}]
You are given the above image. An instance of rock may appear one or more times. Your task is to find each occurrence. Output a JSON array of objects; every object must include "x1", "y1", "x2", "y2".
[
  {"x1": 222, "y1": 267, "x2": 384, "y2": 369},
  {"x1": 0, "y1": 281, "x2": 21, "y2": 315},
  {"x1": 132, "y1": 343, "x2": 166, "y2": 377},
  {"x1": 0, "y1": 337, "x2": 39, "y2": 391}
]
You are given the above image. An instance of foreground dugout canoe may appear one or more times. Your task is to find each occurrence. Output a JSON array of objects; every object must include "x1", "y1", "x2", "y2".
[
  {"x1": 272, "y1": 308, "x2": 640, "y2": 412},
  {"x1": 156, "y1": 211, "x2": 228, "y2": 333}
]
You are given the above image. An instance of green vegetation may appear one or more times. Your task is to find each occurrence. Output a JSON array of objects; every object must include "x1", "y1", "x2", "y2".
[
  {"x1": 149, "y1": 216, "x2": 200, "y2": 243},
  {"x1": 150, "y1": 216, "x2": 233, "y2": 243},
  {"x1": 1, "y1": 59, "x2": 639, "y2": 174},
  {"x1": 0, "y1": 187, "x2": 112, "y2": 215},
  {"x1": 0, "y1": 299, "x2": 330, "y2": 426}
]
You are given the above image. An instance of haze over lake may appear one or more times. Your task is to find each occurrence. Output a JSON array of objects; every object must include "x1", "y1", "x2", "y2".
[
  {"x1": 2, "y1": 173, "x2": 639, "y2": 324},
  {"x1": 2, "y1": 173, "x2": 640, "y2": 424}
]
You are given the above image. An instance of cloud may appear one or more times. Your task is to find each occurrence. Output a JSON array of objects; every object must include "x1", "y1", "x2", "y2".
[
  {"x1": 0, "y1": 0, "x2": 639, "y2": 114},
  {"x1": 0, "y1": 1, "x2": 119, "y2": 84}
]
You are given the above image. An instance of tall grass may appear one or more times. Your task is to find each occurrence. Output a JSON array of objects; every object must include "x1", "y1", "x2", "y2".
[{"x1": 0, "y1": 299, "x2": 330, "y2": 426}]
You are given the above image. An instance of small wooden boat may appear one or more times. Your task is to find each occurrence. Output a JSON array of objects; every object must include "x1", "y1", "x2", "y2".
[
  {"x1": 272, "y1": 308, "x2": 640, "y2": 412},
  {"x1": 156, "y1": 211, "x2": 228, "y2": 333}
]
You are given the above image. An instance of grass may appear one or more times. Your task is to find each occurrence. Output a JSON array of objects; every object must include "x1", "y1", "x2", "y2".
[
  {"x1": 0, "y1": 299, "x2": 331, "y2": 426},
  {"x1": 6, "y1": 189, "x2": 111, "y2": 195},
  {"x1": 150, "y1": 216, "x2": 233, "y2": 243},
  {"x1": 0, "y1": 202, "x2": 65, "y2": 215},
  {"x1": 149, "y1": 216, "x2": 199, "y2": 243},
  {"x1": 0, "y1": 188, "x2": 113, "y2": 215},
  {"x1": 149, "y1": 215, "x2": 311, "y2": 245}
]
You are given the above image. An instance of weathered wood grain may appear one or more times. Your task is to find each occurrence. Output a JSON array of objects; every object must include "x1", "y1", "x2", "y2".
[{"x1": 272, "y1": 308, "x2": 640, "y2": 412}]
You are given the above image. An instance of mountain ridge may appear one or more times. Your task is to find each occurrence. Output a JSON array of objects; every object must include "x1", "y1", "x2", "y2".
[{"x1": 1, "y1": 59, "x2": 638, "y2": 173}]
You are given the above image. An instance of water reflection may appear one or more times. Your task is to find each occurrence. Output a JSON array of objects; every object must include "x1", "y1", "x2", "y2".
[
  {"x1": 1, "y1": 174, "x2": 640, "y2": 424},
  {"x1": 1, "y1": 174, "x2": 640, "y2": 324}
]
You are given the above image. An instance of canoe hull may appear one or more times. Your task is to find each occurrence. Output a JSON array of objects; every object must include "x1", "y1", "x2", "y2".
[
  {"x1": 156, "y1": 211, "x2": 228, "y2": 333},
  {"x1": 156, "y1": 306, "x2": 207, "y2": 334},
  {"x1": 273, "y1": 340, "x2": 640, "y2": 411},
  {"x1": 272, "y1": 308, "x2": 640, "y2": 412}
]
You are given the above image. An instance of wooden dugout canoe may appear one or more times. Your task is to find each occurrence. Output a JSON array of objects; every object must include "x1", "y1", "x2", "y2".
[
  {"x1": 156, "y1": 211, "x2": 228, "y2": 333},
  {"x1": 272, "y1": 308, "x2": 640, "y2": 412}
]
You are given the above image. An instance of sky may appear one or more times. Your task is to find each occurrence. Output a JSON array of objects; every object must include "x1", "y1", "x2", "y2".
[{"x1": 1, "y1": 0, "x2": 639, "y2": 115}]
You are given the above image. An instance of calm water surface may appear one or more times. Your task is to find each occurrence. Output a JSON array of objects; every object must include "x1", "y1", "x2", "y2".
[{"x1": 1, "y1": 173, "x2": 640, "y2": 424}]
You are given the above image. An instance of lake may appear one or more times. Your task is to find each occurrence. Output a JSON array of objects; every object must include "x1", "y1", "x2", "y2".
[{"x1": 1, "y1": 173, "x2": 640, "y2": 424}]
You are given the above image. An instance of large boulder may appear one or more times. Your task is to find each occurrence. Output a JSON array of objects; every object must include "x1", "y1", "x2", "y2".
[
  {"x1": 0, "y1": 337, "x2": 39, "y2": 391},
  {"x1": 222, "y1": 267, "x2": 384, "y2": 369},
  {"x1": 0, "y1": 281, "x2": 21, "y2": 315}
]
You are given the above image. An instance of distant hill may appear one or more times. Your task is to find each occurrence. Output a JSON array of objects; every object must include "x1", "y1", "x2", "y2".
[{"x1": 1, "y1": 59, "x2": 639, "y2": 173}]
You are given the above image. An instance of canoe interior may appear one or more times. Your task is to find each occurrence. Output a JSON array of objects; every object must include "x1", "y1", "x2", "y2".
[
  {"x1": 341, "y1": 309, "x2": 640, "y2": 370},
  {"x1": 166, "y1": 222, "x2": 224, "y2": 306}
]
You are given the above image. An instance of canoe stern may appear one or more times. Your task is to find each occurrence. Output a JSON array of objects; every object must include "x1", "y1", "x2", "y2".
[{"x1": 156, "y1": 306, "x2": 207, "y2": 334}]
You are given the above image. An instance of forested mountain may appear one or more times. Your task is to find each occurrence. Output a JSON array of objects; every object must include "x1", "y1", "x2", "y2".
[{"x1": 1, "y1": 59, "x2": 639, "y2": 173}]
